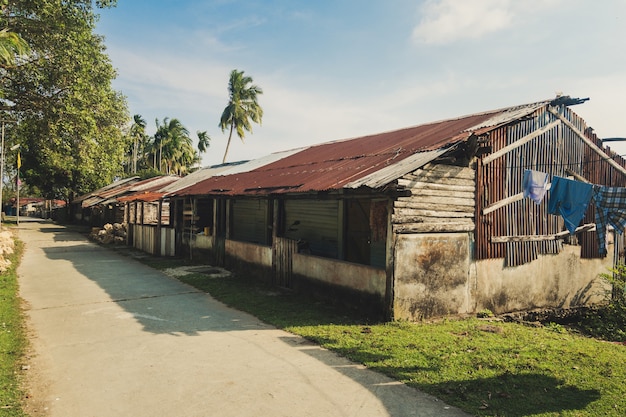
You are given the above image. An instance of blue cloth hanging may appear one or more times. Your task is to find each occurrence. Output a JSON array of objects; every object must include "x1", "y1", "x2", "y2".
[{"x1": 547, "y1": 176, "x2": 593, "y2": 234}]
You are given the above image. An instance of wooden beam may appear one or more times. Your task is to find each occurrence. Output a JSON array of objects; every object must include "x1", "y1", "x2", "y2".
[
  {"x1": 394, "y1": 222, "x2": 474, "y2": 233},
  {"x1": 483, "y1": 182, "x2": 552, "y2": 215},
  {"x1": 482, "y1": 192, "x2": 524, "y2": 215},
  {"x1": 482, "y1": 120, "x2": 560, "y2": 164},
  {"x1": 490, "y1": 223, "x2": 595, "y2": 243},
  {"x1": 548, "y1": 107, "x2": 626, "y2": 177},
  {"x1": 564, "y1": 168, "x2": 589, "y2": 183},
  {"x1": 396, "y1": 179, "x2": 474, "y2": 193}
]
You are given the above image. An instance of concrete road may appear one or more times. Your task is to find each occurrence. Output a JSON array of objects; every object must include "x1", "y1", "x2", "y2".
[{"x1": 18, "y1": 220, "x2": 468, "y2": 417}]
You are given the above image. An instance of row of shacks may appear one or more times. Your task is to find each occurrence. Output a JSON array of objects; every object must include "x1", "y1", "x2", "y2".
[{"x1": 73, "y1": 96, "x2": 626, "y2": 320}]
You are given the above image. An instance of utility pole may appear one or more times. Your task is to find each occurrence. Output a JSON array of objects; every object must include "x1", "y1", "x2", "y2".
[
  {"x1": 0, "y1": 119, "x2": 17, "y2": 228},
  {"x1": 10, "y1": 144, "x2": 20, "y2": 225}
]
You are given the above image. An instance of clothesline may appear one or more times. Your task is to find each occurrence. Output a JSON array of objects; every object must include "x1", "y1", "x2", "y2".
[
  {"x1": 482, "y1": 154, "x2": 626, "y2": 171},
  {"x1": 523, "y1": 169, "x2": 626, "y2": 256}
]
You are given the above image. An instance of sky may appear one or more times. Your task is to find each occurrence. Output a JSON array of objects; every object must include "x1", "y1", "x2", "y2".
[{"x1": 95, "y1": 0, "x2": 626, "y2": 167}]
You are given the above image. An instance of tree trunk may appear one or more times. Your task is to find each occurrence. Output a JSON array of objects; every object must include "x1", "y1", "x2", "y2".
[{"x1": 222, "y1": 124, "x2": 234, "y2": 164}]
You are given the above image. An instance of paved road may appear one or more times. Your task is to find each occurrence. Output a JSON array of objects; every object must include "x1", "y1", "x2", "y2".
[{"x1": 18, "y1": 220, "x2": 468, "y2": 417}]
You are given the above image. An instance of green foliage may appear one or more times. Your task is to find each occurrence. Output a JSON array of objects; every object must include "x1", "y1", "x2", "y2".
[
  {"x1": 152, "y1": 117, "x2": 198, "y2": 175},
  {"x1": 576, "y1": 264, "x2": 626, "y2": 342},
  {"x1": 122, "y1": 115, "x2": 205, "y2": 176},
  {"x1": 477, "y1": 308, "x2": 494, "y2": 318},
  {"x1": 0, "y1": 238, "x2": 27, "y2": 416},
  {"x1": 1, "y1": 0, "x2": 129, "y2": 200},
  {"x1": 0, "y1": 28, "x2": 29, "y2": 67}
]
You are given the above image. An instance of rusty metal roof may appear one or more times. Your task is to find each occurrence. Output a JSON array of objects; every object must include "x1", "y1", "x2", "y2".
[
  {"x1": 163, "y1": 148, "x2": 307, "y2": 199},
  {"x1": 176, "y1": 107, "x2": 514, "y2": 197},
  {"x1": 74, "y1": 176, "x2": 140, "y2": 206},
  {"x1": 115, "y1": 176, "x2": 180, "y2": 203}
]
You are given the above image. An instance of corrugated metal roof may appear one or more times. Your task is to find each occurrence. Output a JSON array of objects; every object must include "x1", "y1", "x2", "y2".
[
  {"x1": 159, "y1": 165, "x2": 238, "y2": 195},
  {"x1": 344, "y1": 148, "x2": 451, "y2": 189},
  {"x1": 176, "y1": 109, "x2": 501, "y2": 197},
  {"x1": 128, "y1": 175, "x2": 179, "y2": 192},
  {"x1": 160, "y1": 149, "x2": 305, "y2": 198},
  {"x1": 118, "y1": 191, "x2": 165, "y2": 203},
  {"x1": 74, "y1": 176, "x2": 140, "y2": 205},
  {"x1": 464, "y1": 100, "x2": 549, "y2": 131}
]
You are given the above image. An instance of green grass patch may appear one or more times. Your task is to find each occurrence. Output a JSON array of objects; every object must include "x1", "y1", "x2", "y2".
[
  {"x1": 0, "y1": 237, "x2": 28, "y2": 416},
  {"x1": 136, "y1": 254, "x2": 626, "y2": 416}
]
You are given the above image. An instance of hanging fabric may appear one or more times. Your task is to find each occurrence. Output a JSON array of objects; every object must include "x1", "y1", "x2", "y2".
[
  {"x1": 547, "y1": 176, "x2": 593, "y2": 234},
  {"x1": 522, "y1": 169, "x2": 549, "y2": 204},
  {"x1": 593, "y1": 186, "x2": 626, "y2": 255}
]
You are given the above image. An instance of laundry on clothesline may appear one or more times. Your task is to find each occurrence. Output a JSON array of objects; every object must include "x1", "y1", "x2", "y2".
[
  {"x1": 593, "y1": 186, "x2": 626, "y2": 255},
  {"x1": 547, "y1": 176, "x2": 594, "y2": 235},
  {"x1": 522, "y1": 169, "x2": 550, "y2": 204}
]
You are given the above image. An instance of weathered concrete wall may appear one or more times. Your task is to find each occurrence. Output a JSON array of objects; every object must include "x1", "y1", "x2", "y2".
[
  {"x1": 224, "y1": 240, "x2": 273, "y2": 282},
  {"x1": 393, "y1": 233, "x2": 473, "y2": 320},
  {"x1": 226, "y1": 240, "x2": 272, "y2": 267},
  {"x1": 474, "y1": 244, "x2": 613, "y2": 314},
  {"x1": 292, "y1": 254, "x2": 386, "y2": 296}
]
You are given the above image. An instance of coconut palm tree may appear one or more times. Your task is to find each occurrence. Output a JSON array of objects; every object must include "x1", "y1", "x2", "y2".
[
  {"x1": 129, "y1": 114, "x2": 146, "y2": 174},
  {"x1": 197, "y1": 130, "x2": 210, "y2": 154},
  {"x1": 154, "y1": 117, "x2": 194, "y2": 174},
  {"x1": 219, "y1": 69, "x2": 263, "y2": 163}
]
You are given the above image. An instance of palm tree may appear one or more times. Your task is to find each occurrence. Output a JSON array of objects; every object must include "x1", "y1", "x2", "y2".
[
  {"x1": 197, "y1": 131, "x2": 210, "y2": 154},
  {"x1": 0, "y1": 28, "x2": 29, "y2": 67},
  {"x1": 129, "y1": 114, "x2": 146, "y2": 174},
  {"x1": 154, "y1": 118, "x2": 193, "y2": 174},
  {"x1": 219, "y1": 69, "x2": 263, "y2": 163}
]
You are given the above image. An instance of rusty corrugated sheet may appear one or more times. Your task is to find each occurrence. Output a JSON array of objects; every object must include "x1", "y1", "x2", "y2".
[
  {"x1": 76, "y1": 176, "x2": 141, "y2": 207},
  {"x1": 475, "y1": 103, "x2": 626, "y2": 263},
  {"x1": 163, "y1": 149, "x2": 307, "y2": 199},
  {"x1": 177, "y1": 110, "x2": 507, "y2": 197},
  {"x1": 92, "y1": 176, "x2": 179, "y2": 206},
  {"x1": 117, "y1": 192, "x2": 164, "y2": 203},
  {"x1": 128, "y1": 175, "x2": 179, "y2": 192}
]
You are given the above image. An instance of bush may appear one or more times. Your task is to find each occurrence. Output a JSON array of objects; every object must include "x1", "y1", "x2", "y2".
[{"x1": 576, "y1": 264, "x2": 626, "y2": 342}]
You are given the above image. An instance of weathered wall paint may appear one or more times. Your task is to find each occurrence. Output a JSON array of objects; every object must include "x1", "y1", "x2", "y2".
[
  {"x1": 393, "y1": 233, "x2": 473, "y2": 320},
  {"x1": 225, "y1": 240, "x2": 273, "y2": 268},
  {"x1": 292, "y1": 253, "x2": 386, "y2": 296},
  {"x1": 474, "y1": 244, "x2": 613, "y2": 314}
]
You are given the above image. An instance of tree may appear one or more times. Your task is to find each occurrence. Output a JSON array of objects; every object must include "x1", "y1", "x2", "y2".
[
  {"x1": 129, "y1": 114, "x2": 147, "y2": 174},
  {"x1": 153, "y1": 117, "x2": 198, "y2": 175},
  {"x1": 219, "y1": 69, "x2": 263, "y2": 163},
  {"x1": 1, "y1": 1, "x2": 128, "y2": 205},
  {"x1": 197, "y1": 130, "x2": 210, "y2": 154}
]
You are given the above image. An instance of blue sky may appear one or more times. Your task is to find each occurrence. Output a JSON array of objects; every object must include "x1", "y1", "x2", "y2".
[{"x1": 96, "y1": 0, "x2": 626, "y2": 166}]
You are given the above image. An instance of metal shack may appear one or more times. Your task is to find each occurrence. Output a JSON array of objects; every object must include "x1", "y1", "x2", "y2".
[{"x1": 129, "y1": 96, "x2": 626, "y2": 320}]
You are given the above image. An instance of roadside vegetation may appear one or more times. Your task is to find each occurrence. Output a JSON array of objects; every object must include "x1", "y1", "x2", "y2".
[
  {"x1": 138, "y1": 254, "x2": 626, "y2": 417},
  {"x1": 0, "y1": 236, "x2": 27, "y2": 416}
]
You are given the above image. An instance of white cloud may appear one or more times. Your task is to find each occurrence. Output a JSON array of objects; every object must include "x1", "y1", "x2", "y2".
[{"x1": 412, "y1": 0, "x2": 561, "y2": 44}]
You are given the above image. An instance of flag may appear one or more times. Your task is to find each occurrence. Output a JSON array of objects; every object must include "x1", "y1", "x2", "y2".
[{"x1": 17, "y1": 152, "x2": 21, "y2": 169}]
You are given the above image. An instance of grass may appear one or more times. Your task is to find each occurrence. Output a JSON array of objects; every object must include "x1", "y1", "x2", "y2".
[
  {"x1": 0, "y1": 237, "x2": 27, "y2": 417},
  {"x1": 135, "y1": 254, "x2": 626, "y2": 417}
]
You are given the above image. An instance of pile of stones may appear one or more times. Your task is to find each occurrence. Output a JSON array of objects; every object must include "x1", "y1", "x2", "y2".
[{"x1": 90, "y1": 223, "x2": 127, "y2": 245}]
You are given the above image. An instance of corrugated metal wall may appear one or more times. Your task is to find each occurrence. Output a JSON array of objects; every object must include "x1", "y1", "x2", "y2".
[
  {"x1": 283, "y1": 199, "x2": 339, "y2": 258},
  {"x1": 476, "y1": 104, "x2": 626, "y2": 265},
  {"x1": 231, "y1": 198, "x2": 270, "y2": 245}
]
